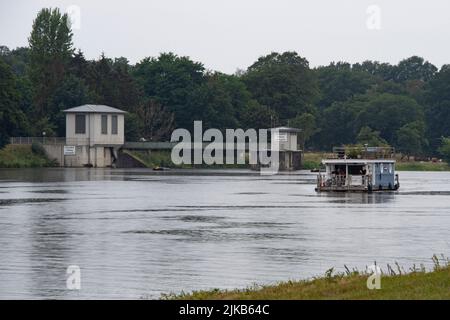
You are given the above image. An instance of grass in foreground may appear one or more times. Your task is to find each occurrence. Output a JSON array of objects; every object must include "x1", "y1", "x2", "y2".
[
  {"x1": 164, "y1": 256, "x2": 450, "y2": 300},
  {"x1": 0, "y1": 144, "x2": 55, "y2": 168}
]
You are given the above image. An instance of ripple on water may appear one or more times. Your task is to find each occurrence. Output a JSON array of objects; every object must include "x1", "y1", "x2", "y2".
[{"x1": 0, "y1": 198, "x2": 66, "y2": 206}]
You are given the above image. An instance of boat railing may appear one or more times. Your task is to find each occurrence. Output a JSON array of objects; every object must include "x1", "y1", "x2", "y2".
[
  {"x1": 317, "y1": 174, "x2": 372, "y2": 189},
  {"x1": 329, "y1": 146, "x2": 395, "y2": 159}
]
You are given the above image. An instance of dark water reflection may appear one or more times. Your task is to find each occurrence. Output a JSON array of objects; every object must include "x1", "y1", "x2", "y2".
[{"x1": 0, "y1": 168, "x2": 449, "y2": 299}]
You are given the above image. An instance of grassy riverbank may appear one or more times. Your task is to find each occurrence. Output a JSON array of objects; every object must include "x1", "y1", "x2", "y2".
[
  {"x1": 0, "y1": 144, "x2": 54, "y2": 168},
  {"x1": 166, "y1": 257, "x2": 450, "y2": 300},
  {"x1": 395, "y1": 161, "x2": 450, "y2": 171}
]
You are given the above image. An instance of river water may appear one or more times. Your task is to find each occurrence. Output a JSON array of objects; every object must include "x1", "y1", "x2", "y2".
[{"x1": 0, "y1": 168, "x2": 449, "y2": 299}]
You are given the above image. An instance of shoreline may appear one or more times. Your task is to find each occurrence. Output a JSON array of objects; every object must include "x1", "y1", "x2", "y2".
[
  {"x1": 1, "y1": 144, "x2": 449, "y2": 171},
  {"x1": 165, "y1": 257, "x2": 450, "y2": 300}
]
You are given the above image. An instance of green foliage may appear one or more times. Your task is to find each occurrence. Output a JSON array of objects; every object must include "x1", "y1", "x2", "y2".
[
  {"x1": 352, "y1": 60, "x2": 396, "y2": 81},
  {"x1": 315, "y1": 99, "x2": 363, "y2": 149},
  {"x1": 394, "y1": 56, "x2": 437, "y2": 82},
  {"x1": 438, "y1": 137, "x2": 450, "y2": 163},
  {"x1": 357, "y1": 93, "x2": 424, "y2": 144},
  {"x1": 316, "y1": 62, "x2": 376, "y2": 108},
  {"x1": 240, "y1": 101, "x2": 278, "y2": 129},
  {"x1": 424, "y1": 66, "x2": 450, "y2": 153},
  {"x1": 243, "y1": 52, "x2": 319, "y2": 121},
  {"x1": 0, "y1": 145, "x2": 54, "y2": 168},
  {"x1": 290, "y1": 113, "x2": 317, "y2": 148},
  {"x1": 1, "y1": 8, "x2": 450, "y2": 159},
  {"x1": 133, "y1": 52, "x2": 205, "y2": 130},
  {"x1": 356, "y1": 126, "x2": 388, "y2": 147},
  {"x1": 345, "y1": 145, "x2": 364, "y2": 159},
  {"x1": 81, "y1": 53, "x2": 141, "y2": 111},
  {"x1": 191, "y1": 73, "x2": 240, "y2": 130},
  {"x1": 31, "y1": 142, "x2": 47, "y2": 157},
  {"x1": 29, "y1": 7, "x2": 74, "y2": 120},
  {"x1": 124, "y1": 113, "x2": 142, "y2": 141},
  {"x1": 33, "y1": 117, "x2": 56, "y2": 137},
  {"x1": 166, "y1": 258, "x2": 450, "y2": 300},
  {"x1": 0, "y1": 59, "x2": 27, "y2": 147},
  {"x1": 396, "y1": 121, "x2": 428, "y2": 156},
  {"x1": 133, "y1": 99, "x2": 174, "y2": 141}
]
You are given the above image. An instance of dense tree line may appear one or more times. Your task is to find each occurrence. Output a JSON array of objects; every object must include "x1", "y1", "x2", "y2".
[{"x1": 1, "y1": 8, "x2": 450, "y2": 159}]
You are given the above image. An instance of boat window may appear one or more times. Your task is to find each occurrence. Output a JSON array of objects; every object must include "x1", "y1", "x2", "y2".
[
  {"x1": 332, "y1": 165, "x2": 346, "y2": 175},
  {"x1": 348, "y1": 165, "x2": 365, "y2": 175}
]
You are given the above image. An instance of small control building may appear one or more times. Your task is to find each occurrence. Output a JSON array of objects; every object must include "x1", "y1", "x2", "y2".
[
  {"x1": 63, "y1": 104, "x2": 126, "y2": 167},
  {"x1": 272, "y1": 127, "x2": 302, "y2": 171}
]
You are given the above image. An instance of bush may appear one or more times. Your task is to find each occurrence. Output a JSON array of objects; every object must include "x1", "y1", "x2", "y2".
[
  {"x1": 31, "y1": 142, "x2": 47, "y2": 157},
  {"x1": 438, "y1": 137, "x2": 450, "y2": 164},
  {"x1": 0, "y1": 144, "x2": 54, "y2": 168}
]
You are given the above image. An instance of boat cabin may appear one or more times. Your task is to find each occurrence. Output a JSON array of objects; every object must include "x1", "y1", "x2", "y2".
[{"x1": 316, "y1": 147, "x2": 400, "y2": 192}]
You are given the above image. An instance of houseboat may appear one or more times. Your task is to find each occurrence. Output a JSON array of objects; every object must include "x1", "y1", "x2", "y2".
[{"x1": 315, "y1": 147, "x2": 400, "y2": 192}]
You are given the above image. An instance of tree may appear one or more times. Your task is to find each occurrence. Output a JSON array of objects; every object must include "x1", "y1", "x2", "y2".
[
  {"x1": 356, "y1": 126, "x2": 388, "y2": 147},
  {"x1": 28, "y1": 8, "x2": 74, "y2": 122},
  {"x1": 0, "y1": 60, "x2": 27, "y2": 147},
  {"x1": 316, "y1": 62, "x2": 376, "y2": 108},
  {"x1": 424, "y1": 66, "x2": 450, "y2": 154},
  {"x1": 134, "y1": 100, "x2": 175, "y2": 141},
  {"x1": 315, "y1": 99, "x2": 364, "y2": 149},
  {"x1": 396, "y1": 121, "x2": 428, "y2": 158},
  {"x1": 189, "y1": 72, "x2": 253, "y2": 130},
  {"x1": 124, "y1": 113, "x2": 141, "y2": 142},
  {"x1": 243, "y1": 51, "x2": 319, "y2": 122},
  {"x1": 0, "y1": 46, "x2": 30, "y2": 76},
  {"x1": 0, "y1": 46, "x2": 33, "y2": 123},
  {"x1": 394, "y1": 56, "x2": 437, "y2": 83},
  {"x1": 51, "y1": 74, "x2": 93, "y2": 135},
  {"x1": 133, "y1": 52, "x2": 205, "y2": 130},
  {"x1": 83, "y1": 53, "x2": 142, "y2": 111},
  {"x1": 241, "y1": 101, "x2": 278, "y2": 130},
  {"x1": 213, "y1": 73, "x2": 252, "y2": 127},
  {"x1": 352, "y1": 60, "x2": 396, "y2": 81},
  {"x1": 356, "y1": 93, "x2": 425, "y2": 145},
  {"x1": 438, "y1": 137, "x2": 450, "y2": 163},
  {"x1": 290, "y1": 113, "x2": 318, "y2": 149}
]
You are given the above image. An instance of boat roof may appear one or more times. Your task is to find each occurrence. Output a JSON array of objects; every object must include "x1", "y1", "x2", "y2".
[
  {"x1": 63, "y1": 104, "x2": 126, "y2": 114},
  {"x1": 322, "y1": 159, "x2": 396, "y2": 165}
]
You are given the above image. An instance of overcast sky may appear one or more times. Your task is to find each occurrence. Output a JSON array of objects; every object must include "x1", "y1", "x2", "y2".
[{"x1": 1, "y1": 0, "x2": 449, "y2": 73}]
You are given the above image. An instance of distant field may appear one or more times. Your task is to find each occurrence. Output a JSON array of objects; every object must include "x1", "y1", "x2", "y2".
[{"x1": 167, "y1": 257, "x2": 450, "y2": 300}]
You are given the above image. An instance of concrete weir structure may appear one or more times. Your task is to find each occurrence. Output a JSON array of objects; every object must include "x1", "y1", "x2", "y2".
[
  {"x1": 10, "y1": 107, "x2": 304, "y2": 170},
  {"x1": 46, "y1": 105, "x2": 126, "y2": 167}
]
